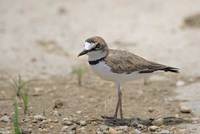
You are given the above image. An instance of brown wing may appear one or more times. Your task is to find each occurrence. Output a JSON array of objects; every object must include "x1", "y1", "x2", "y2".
[{"x1": 105, "y1": 49, "x2": 178, "y2": 74}]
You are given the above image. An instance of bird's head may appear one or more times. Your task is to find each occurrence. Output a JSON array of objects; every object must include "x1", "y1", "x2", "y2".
[{"x1": 78, "y1": 36, "x2": 108, "y2": 60}]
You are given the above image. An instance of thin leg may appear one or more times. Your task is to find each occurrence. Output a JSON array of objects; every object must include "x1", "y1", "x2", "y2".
[
  {"x1": 119, "y1": 90, "x2": 123, "y2": 119},
  {"x1": 116, "y1": 83, "x2": 123, "y2": 119},
  {"x1": 102, "y1": 82, "x2": 123, "y2": 120},
  {"x1": 114, "y1": 94, "x2": 120, "y2": 118}
]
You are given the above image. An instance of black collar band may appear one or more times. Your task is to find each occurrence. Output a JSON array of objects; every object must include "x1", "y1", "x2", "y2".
[{"x1": 88, "y1": 57, "x2": 106, "y2": 65}]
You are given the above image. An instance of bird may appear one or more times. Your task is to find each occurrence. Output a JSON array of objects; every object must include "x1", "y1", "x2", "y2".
[{"x1": 78, "y1": 36, "x2": 179, "y2": 119}]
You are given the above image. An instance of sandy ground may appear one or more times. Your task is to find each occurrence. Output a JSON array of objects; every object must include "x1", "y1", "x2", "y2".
[{"x1": 1, "y1": 0, "x2": 200, "y2": 133}]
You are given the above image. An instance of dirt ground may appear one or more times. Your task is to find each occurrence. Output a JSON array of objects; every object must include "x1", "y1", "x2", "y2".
[
  {"x1": 1, "y1": 0, "x2": 200, "y2": 134},
  {"x1": 0, "y1": 71, "x2": 200, "y2": 133}
]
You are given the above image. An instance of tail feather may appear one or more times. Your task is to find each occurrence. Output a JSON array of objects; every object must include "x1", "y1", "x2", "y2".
[{"x1": 163, "y1": 67, "x2": 179, "y2": 73}]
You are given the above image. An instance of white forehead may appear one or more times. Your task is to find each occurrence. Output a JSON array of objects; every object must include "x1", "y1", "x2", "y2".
[{"x1": 84, "y1": 42, "x2": 94, "y2": 50}]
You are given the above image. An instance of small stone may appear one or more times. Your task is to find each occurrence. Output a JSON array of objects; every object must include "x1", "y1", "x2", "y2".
[
  {"x1": 33, "y1": 115, "x2": 46, "y2": 122},
  {"x1": 180, "y1": 105, "x2": 191, "y2": 113},
  {"x1": 0, "y1": 115, "x2": 10, "y2": 123},
  {"x1": 135, "y1": 129, "x2": 142, "y2": 134},
  {"x1": 148, "y1": 107, "x2": 154, "y2": 113},
  {"x1": 51, "y1": 119, "x2": 59, "y2": 123},
  {"x1": 97, "y1": 125, "x2": 109, "y2": 133},
  {"x1": 0, "y1": 129, "x2": 10, "y2": 134},
  {"x1": 152, "y1": 118, "x2": 163, "y2": 126},
  {"x1": 148, "y1": 126, "x2": 159, "y2": 132},
  {"x1": 116, "y1": 126, "x2": 128, "y2": 132},
  {"x1": 159, "y1": 129, "x2": 170, "y2": 134},
  {"x1": 53, "y1": 99, "x2": 64, "y2": 109},
  {"x1": 40, "y1": 128, "x2": 48, "y2": 132},
  {"x1": 50, "y1": 125, "x2": 54, "y2": 129},
  {"x1": 61, "y1": 126, "x2": 69, "y2": 132},
  {"x1": 22, "y1": 128, "x2": 32, "y2": 134},
  {"x1": 176, "y1": 80, "x2": 185, "y2": 87},
  {"x1": 99, "y1": 125, "x2": 109, "y2": 130},
  {"x1": 96, "y1": 130, "x2": 103, "y2": 134},
  {"x1": 79, "y1": 120, "x2": 87, "y2": 126},
  {"x1": 33, "y1": 87, "x2": 43, "y2": 96},
  {"x1": 191, "y1": 117, "x2": 199, "y2": 124},
  {"x1": 78, "y1": 127, "x2": 86, "y2": 134},
  {"x1": 62, "y1": 120, "x2": 73, "y2": 126},
  {"x1": 108, "y1": 127, "x2": 117, "y2": 134},
  {"x1": 53, "y1": 110, "x2": 61, "y2": 116},
  {"x1": 67, "y1": 125, "x2": 76, "y2": 133},
  {"x1": 76, "y1": 111, "x2": 82, "y2": 114}
]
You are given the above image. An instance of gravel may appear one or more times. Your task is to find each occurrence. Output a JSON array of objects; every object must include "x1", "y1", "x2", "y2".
[
  {"x1": 159, "y1": 129, "x2": 170, "y2": 134},
  {"x1": 148, "y1": 126, "x2": 160, "y2": 132},
  {"x1": 62, "y1": 118, "x2": 73, "y2": 126},
  {"x1": 33, "y1": 115, "x2": 46, "y2": 122},
  {"x1": 0, "y1": 115, "x2": 10, "y2": 123},
  {"x1": 79, "y1": 120, "x2": 87, "y2": 126},
  {"x1": 180, "y1": 105, "x2": 192, "y2": 113}
]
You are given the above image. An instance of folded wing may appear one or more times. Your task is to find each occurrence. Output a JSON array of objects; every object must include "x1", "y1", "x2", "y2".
[{"x1": 105, "y1": 49, "x2": 179, "y2": 74}]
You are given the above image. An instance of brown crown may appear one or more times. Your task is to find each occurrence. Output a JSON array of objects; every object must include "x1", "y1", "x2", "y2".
[{"x1": 85, "y1": 36, "x2": 108, "y2": 48}]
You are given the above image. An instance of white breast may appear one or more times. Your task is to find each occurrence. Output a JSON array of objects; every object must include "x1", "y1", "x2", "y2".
[{"x1": 90, "y1": 61, "x2": 149, "y2": 83}]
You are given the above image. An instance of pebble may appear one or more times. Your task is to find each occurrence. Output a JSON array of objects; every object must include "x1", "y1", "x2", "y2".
[
  {"x1": 61, "y1": 126, "x2": 69, "y2": 132},
  {"x1": 79, "y1": 120, "x2": 87, "y2": 126},
  {"x1": 135, "y1": 129, "x2": 142, "y2": 134},
  {"x1": 180, "y1": 105, "x2": 191, "y2": 113},
  {"x1": 50, "y1": 119, "x2": 59, "y2": 123},
  {"x1": 39, "y1": 128, "x2": 48, "y2": 132},
  {"x1": 108, "y1": 127, "x2": 117, "y2": 134},
  {"x1": 152, "y1": 118, "x2": 163, "y2": 126},
  {"x1": 76, "y1": 111, "x2": 82, "y2": 114},
  {"x1": 148, "y1": 126, "x2": 159, "y2": 132},
  {"x1": 148, "y1": 107, "x2": 154, "y2": 113},
  {"x1": 53, "y1": 99, "x2": 64, "y2": 109},
  {"x1": 62, "y1": 118, "x2": 73, "y2": 126},
  {"x1": 66, "y1": 125, "x2": 76, "y2": 134},
  {"x1": 53, "y1": 110, "x2": 61, "y2": 117},
  {"x1": 62, "y1": 120, "x2": 73, "y2": 126},
  {"x1": 96, "y1": 125, "x2": 109, "y2": 134},
  {"x1": 33, "y1": 87, "x2": 43, "y2": 96},
  {"x1": 77, "y1": 127, "x2": 86, "y2": 134},
  {"x1": 0, "y1": 115, "x2": 10, "y2": 123},
  {"x1": 159, "y1": 129, "x2": 170, "y2": 134},
  {"x1": 137, "y1": 124, "x2": 145, "y2": 129},
  {"x1": 176, "y1": 80, "x2": 185, "y2": 87},
  {"x1": 116, "y1": 126, "x2": 128, "y2": 132},
  {"x1": 21, "y1": 128, "x2": 32, "y2": 134},
  {"x1": 33, "y1": 115, "x2": 46, "y2": 122},
  {"x1": 0, "y1": 129, "x2": 10, "y2": 134}
]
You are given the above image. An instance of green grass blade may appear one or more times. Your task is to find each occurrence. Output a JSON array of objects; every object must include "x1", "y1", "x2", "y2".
[{"x1": 13, "y1": 101, "x2": 22, "y2": 134}]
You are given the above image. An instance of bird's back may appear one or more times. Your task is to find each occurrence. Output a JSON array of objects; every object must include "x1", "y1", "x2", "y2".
[{"x1": 105, "y1": 49, "x2": 178, "y2": 74}]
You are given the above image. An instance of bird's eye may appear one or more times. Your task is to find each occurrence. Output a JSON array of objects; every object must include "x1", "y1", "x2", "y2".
[{"x1": 96, "y1": 44, "x2": 101, "y2": 49}]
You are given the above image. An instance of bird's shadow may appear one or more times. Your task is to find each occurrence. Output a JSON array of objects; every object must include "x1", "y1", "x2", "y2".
[{"x1": 101, "y1": 116, "x2": 190, "y2": 128}]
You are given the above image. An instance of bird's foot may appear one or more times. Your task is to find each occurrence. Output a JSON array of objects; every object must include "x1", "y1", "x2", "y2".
[{"x1": 101, "y1": 115, "x2": 118, "y2": 120}]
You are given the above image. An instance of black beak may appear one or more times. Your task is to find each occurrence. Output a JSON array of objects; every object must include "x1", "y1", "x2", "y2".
[{"x1": 78, "y1": 50, "x2": 89, "y2": 57}]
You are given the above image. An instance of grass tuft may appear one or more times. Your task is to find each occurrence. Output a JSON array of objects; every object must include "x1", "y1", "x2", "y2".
[
  {"x1": 13, "y1": 101, "x2": 22, "y2": 134},
  {"x1": 10, "y1": 75, "x2": 30, "y2": 114},
  {"x1": 71, "y1": 66, "x2": 86, "y2": 86},
  {"x1": 21, "y1": 88, "x2": 29, "y2": 114},
  {"x1": 11, "y1": 75, "x2": 28, "y2": 98}
]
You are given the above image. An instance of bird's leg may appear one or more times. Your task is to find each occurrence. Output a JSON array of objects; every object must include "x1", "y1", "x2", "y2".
[
  {"x1": 113, "y1": 93, "x2": 120, "y2": 118},
  {"x1": 102, "y1": 83, "x2": 122, "y2": 120},
  {"x1": 118, "y1": 84, "x2": 123, "y2": 119}
]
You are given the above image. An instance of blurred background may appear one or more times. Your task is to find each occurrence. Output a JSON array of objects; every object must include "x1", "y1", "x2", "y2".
[
  {"x1": 1, "y1": 0, "x2": 200, "y2": 133},
  {"x1": 0, "y1": 0, "x2": 200, "y2": 78}
]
